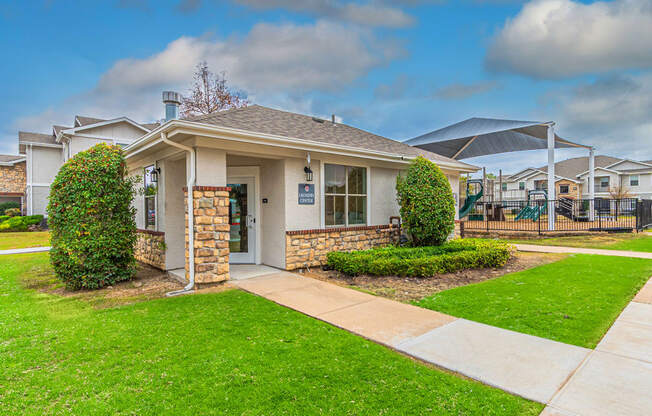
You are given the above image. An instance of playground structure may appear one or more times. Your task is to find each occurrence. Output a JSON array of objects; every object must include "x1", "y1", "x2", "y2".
[
  {"x1": 407, "y1": 117, "x2": 597, "y2": 231},
  {"x1": 459, "y1": 179, "x2": 483, "y2": 220},
  {"x1": 515, "y1": 190, "x2": 547, "y2": 221}
]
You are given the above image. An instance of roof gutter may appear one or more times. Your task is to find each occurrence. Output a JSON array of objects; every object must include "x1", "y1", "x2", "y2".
[{"x1": 162, "y1": 131, "x2": 197, "y2": 297}]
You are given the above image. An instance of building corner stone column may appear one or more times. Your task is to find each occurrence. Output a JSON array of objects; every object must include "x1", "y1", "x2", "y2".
[{"x1": 183, "y1": 186, "x2": 231, "y2": 286}]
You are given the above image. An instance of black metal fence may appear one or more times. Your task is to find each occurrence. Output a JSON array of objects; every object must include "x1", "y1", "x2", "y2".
[
  {"x1": 462, "y1": 198, "x2": 647, "y2": 234},
  {"x1": 638, "y1": 200, "x2": 652, "y2": 231}
]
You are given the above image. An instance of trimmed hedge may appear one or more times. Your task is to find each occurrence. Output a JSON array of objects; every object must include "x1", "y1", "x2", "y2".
[
  {"x1": 396, "y1": 156, "x2": 455, "y2": 246},
  {"x1": 47, "y1": 143, "x2": 138, "y2": 290},
  {"x1": 326, "y1": 239, "x2": 512, "y2": 277},
  {"x1": 0, "y1": 215, "x2": 43, "y2": 232}
]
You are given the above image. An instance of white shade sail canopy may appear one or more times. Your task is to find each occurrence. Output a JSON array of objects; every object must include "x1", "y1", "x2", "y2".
[{"x1": 405, "y1": 117, "x2": 590, "y2": 160}]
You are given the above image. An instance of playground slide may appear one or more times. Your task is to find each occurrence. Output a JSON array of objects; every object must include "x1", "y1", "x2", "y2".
[
  {"x1": 459, "y1": 190, "x2": 483, "y2": 219},
  {"x1": 516, "y1": 204, "x2": 546, "y2": 221}
]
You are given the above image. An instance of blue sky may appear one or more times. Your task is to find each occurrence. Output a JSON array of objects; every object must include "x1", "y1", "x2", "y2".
[{"x1": 2, "y1": 0, "x2": 651, "y2": 175}]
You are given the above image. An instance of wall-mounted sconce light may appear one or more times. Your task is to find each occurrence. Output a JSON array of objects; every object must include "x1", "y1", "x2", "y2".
[
  {"x1": 304, "y1": 152, "x2": 313, "y2": 182},
  {"x1": 304, "y1": 166, "x2": 313, "y2": 182},
  {"x1": 150, "y1": 167, "x2": 161, "y2": 183}
]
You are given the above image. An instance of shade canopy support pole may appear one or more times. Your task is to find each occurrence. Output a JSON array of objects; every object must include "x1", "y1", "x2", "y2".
[
  {"x1": 547, "y1": 124, "x2": 556, "y2": 231},
  {"x1": 589, "y1": 147, "x2": 595, "y2": 221}
]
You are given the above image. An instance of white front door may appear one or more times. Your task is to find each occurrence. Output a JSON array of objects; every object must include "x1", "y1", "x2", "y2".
[{"x1": 227, "y1": 175, "x2": 256, "y2": 263}]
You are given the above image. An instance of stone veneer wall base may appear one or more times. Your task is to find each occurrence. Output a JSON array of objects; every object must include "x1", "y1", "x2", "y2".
[
  {"x1": 285, "y1": 225, "x2": 399, "y2": 270},
  {"x1": 184, "y1": 186, "x2": 231, "y2": 285},
  {"x1": 135, "y1": 229, "x2": 165, "y2": 269}
]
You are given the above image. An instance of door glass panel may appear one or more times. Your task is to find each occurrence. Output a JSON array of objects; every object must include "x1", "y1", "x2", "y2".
[{"x1": 228, "y1": 183, "x2": 248, "y2": 253}]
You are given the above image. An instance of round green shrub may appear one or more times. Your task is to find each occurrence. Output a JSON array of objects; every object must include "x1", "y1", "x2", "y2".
[
  {"x1": 396, "y1": 156, "x2": 455, "y2": 246},
  {"x1": 47, "y1": 143, "x2": 138, "y2": 290}
]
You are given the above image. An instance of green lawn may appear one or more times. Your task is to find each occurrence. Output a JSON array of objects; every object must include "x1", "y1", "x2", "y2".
[
  {"x1": 506, "y1": 232, "x2": 652, "y2": 252},
  {"x1": 416, "y1": 254, "x2": 652, "y2": 348},
  {"x1": 0, "y1": 231, "x2": 50, "y2": 250},
  {"x1": 0, "y1": 253, "x2": 540, "y2": 415}
]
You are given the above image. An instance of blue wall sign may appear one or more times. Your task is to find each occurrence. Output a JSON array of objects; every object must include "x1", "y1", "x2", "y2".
[{"x1": 298, "y1": 183, "x2": 315, "y2": 205}]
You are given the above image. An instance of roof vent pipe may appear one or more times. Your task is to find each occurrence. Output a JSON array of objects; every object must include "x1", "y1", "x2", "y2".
[
  {"x1": 331, "y1": 114, "x2": 335, "y2": 124},
  {"x1": 162, "y1": 91, "x2": 181, "y2": 121}
]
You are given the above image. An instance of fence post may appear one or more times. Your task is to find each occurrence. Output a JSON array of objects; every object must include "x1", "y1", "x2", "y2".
[{"x1": 538, "y1": 206, "x2": 542, "y2": 235}]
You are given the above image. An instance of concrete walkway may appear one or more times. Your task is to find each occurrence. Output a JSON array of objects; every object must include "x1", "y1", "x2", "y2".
[
  {"x1": 515, "y1": 243, "x2": 652, "y2": 259},
  {"x1": 543, "y1": 277, "x2": 652, "y2": 416},
  {"x1": 235, "y1": 272, "x2": 591, "y2": 404},
  {"x1": 0, "y1": 246, "x2": 50, "y2": 255}
]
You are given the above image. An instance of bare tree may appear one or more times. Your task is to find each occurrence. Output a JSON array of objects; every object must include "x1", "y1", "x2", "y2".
[
  {"x1": 608, "y1": 184, "x2": 632, "y2": 200},
  {"x1": 180, "y1": 62, "x2": 248, "y2": 118}
]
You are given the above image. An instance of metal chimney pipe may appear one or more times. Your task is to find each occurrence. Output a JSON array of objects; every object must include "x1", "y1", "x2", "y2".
[
  {"x1": 331, "y1": 114, "x2": 335, "y2": 124},
  {"x1": 162, "y1": 91, "x2": 181, "y2": 121}
]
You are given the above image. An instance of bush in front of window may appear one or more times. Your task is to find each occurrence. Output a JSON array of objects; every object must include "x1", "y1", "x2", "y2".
[
  {"x1": 47, "y1": 143, "x2": 139, "y2": 290},
  {"x1": 326, "y1": 239, "x2": 512, "y2": 277},
  {"x1": 396, "y1": 156, "x2": 455, "y2": 246}
]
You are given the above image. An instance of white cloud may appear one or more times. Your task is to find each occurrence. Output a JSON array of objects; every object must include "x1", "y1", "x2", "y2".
[
  {"x1": 10, "y1": 20, "x2": 402, "y2": 144},
  {"x1": 234, "y1": 0, "x2": 415, "y2": 28},
  {"x1": 433, "y1": 81, "x2": 498, "y2": 100},
  {"x1": 486, "y1": 0, "x2": 652, "y2": 78},
  {"x1": 552, "y1": 73, "x2": 652, "y2": 159}
]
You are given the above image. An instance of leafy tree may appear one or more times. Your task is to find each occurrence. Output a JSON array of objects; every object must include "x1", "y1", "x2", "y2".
[
  {"x1": 180, "y1": 61, "x2": 248, "y2": 118},
  {"x1": 47, "y1": 143, "x2": 138, "y2": 290},
  {"x1": 396, "y1": 156, "x2": 455, "y2": 246}
]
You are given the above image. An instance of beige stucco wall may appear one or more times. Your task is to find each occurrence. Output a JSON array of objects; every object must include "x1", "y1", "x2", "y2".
[
  {"x1": 196, "y1": 147, "x2": 227, "y2": 186},
  {"x1": 370, "y1": 166, "x2": 400, "y2": 225},
  {"x1": 163, "y1": 158, "x2": 186, "y2": 270},
  {"x1": 31, "y1": 146, "x2": 62, "y2": 184},
  {"x1": 284, "y1": 157, "x2": 321, "y2": 231}
]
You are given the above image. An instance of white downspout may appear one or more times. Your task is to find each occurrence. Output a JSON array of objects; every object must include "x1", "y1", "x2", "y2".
[{"x1": 162, "y1": 132, "x2": 197, "y2": 296}]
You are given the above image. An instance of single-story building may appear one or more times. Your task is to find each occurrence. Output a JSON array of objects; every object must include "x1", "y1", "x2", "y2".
[
  {"x1": 0, "y1": 154, "x2": 27, "y2": 212},
  {"x1": 125, "y1": 94, "x2": 477, "y2": 288}
]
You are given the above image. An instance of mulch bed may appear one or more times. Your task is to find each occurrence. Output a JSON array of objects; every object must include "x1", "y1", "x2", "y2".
[{"x1": 299, "y1": 251, "x2": 566, "y2": 303}]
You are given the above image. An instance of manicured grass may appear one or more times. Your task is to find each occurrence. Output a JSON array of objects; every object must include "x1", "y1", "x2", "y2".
[
  {"x1": 0, "y1": 231, "x2": 50, "y2": 250},
  {"x1": 0, "y1": 253, "x2": 541, "y2": 415},
  {"x1": 416, "y1": 254, "x2": 652, "y2": 348},
  {"x1": 506, "y1": 232, "x2": 652, "y2": 252}
]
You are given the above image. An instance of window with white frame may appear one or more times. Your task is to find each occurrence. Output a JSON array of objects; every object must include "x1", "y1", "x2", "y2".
[
  {"x1": 519, "y1": 182, "x2": 525, "y2": 190},
  {"x1": 144, "y1": 165, "x2": 157, "y2": 230},
  {"x1": 501, "y1": 183, "x2": 507, "y2": 191},
  {"x1": 630, "y1": 175, "x2": 639, "y2": 187},
  {"x1": 324, "y1": 164, "x2": 367, "y2": 226}
]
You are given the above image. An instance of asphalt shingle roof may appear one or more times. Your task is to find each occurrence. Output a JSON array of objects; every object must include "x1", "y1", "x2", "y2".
[
  {"x1": 537, "y1": 155, "x2": 623, "y2": 178},
  {"x1": 75, "y1": 116, "x2": 106, "y2": 126},
  {"x1": 189, "y1": 105, "x2": 475, "y2": 168},
  {"x1": 18, "y1": 131, "x2": 57, "y2": 145},
  {"x1": 0, "y1": 154, "x2": 25, "y2": 163}
]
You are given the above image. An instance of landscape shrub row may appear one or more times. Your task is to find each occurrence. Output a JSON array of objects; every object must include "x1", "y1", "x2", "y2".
[
  {"x1": 0, "y1": 215, "x2": 43, "y2": 232},
  {"x1": 327, "y1": 239, "x2": 512, "y2": 277}
]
